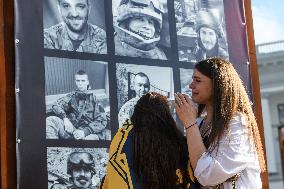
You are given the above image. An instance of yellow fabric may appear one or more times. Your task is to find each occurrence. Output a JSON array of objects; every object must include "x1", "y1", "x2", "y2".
[
  {"x1": 100, "y1": 120, "x2": 134, "y2": 189},
  {"x1": 99, "y1": 120, "x2": 197, "y2": 189},
  {"x1": 188, "y1": 163, "x2": 195, "y2": 182}
]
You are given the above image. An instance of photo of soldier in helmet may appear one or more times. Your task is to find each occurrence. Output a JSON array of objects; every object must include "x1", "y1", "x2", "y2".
[
  {"x1": 43, "y1": 0, "x2": 107, "y2": 54},
  {"x1": 174, "y1": 0, "x2": 229, "y2": 62},
  {"x1": 193, "y1": 10, "x2": 228, "y2": 62},
  {"x1": 113, "y1": 0, "x2": 170, "y2": 60},
  {"x1": 48, "y1": 148, "x2": 108, "y2": 189}
]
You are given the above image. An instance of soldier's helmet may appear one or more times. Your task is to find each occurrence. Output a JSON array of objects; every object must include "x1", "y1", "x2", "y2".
[
  {"x1": 115, "y1": 0, "x2": 163, "y2": 50},
  {"x1": 67, "y1": 152, "x2": 95, "y2": 175},
  {"x1": 195, "y1": 10, "x2": 221, "y2": 38}
]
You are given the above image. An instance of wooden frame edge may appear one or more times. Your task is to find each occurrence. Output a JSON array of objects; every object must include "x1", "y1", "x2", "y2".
[
  {"x1": 244, "y1": 0, "x2": 269, "y2": 188},
  {"x1": 0, "y1": 0, "x2": 16, "y2": 188}
]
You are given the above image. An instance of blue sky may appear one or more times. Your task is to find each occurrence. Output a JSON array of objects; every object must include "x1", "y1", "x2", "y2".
[{"x1": 251, "y1": 0, "x2": 284, "y2": 44}]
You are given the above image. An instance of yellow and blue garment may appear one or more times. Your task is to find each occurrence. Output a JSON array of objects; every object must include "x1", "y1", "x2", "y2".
[{"x1": 99, "y1": 120, "x2": 199, "y2": 189}]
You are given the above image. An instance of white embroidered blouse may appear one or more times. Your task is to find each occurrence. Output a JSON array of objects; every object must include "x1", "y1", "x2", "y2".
[{"x1": 194, "y1": 112, "x2": 262, "y2": 189}]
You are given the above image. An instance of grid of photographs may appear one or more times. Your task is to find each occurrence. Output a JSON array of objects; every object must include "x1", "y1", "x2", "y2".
[{"x1": 41, "y1": 0, "x2": 229, "y2": 188}]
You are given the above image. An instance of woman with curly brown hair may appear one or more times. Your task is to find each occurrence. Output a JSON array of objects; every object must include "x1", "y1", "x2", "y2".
[
  {"x1": 100, "y1": 92, "x2": 198, "y2": 189},
  {"x1": 175, "y1": 57, "x2": 266, "y2": 189}
]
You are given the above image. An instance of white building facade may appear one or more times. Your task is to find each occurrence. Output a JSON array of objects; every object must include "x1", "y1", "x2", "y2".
[{"x1": 256, "y1": 40, "x2": 284, "y2": 188}]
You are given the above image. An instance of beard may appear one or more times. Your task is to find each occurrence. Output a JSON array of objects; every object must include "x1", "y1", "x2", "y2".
[
  {"x1": 64, "y1": 16, "x2": 88, "y2": 33},
  {"x1": 198, "y1": 37, "x2": 218, "y2": 52}
]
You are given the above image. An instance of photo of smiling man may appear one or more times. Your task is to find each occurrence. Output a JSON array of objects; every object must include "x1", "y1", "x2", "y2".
[
  {"x1": 47, "y1": 147, "x2": 108, "y2": 189},
  {"x1": 43, "y1": 0, "x2": 107, "y2": 54},
  {"x1": 112, "y1": 0, "x2": 171, "y2": 60}
]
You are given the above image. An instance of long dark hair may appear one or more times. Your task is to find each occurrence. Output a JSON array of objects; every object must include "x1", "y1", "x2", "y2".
[
  {"x1": 195, "y1": 57, "x2": 266, "y2": 172},
  {"x1": 131, "y1": 92, "x2": 190, "y2": 189}
]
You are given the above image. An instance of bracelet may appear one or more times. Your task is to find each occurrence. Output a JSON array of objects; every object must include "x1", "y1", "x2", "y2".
[{"x1": 185, "y1": 121, "x2": 197, "y2": 130}]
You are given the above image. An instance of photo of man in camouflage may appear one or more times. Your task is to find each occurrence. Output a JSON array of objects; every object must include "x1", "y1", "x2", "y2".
[
  {"x1": 113, "y1": 0, "x2": 168, "y2": 60},
  {"x1": 44, "y1": 0, "x2": 107, "y2": 53},
  {"x1": 46, "y1": 70, "x2": 110, "y2": 140}
]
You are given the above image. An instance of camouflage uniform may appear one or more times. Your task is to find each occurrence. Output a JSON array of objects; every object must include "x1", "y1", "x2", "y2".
[
  {"x1": 114, "y1": 37, "x2": 167, "y2": 60},
  {"x1": 46, "y1": 90, "x2": 110, "y2": 140},
  {"x1": 44, "y1": 22, "x2": 107, "y2": 54},
  {"x1": 67, "y1": 185, "x2": 95, "y2": 189},
  {"x1": 118, "y1": 96, "x2": 139, "y2": 128},
  {"x1": 114, "y1": 0, "x2": 167, "y2": 60},
  {"x1": 51, "y1": 183, "x2": 95, "y2": 189}
]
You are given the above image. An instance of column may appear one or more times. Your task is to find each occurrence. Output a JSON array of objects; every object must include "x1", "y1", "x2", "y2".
[{"x1": 262, "y1": 97, "x2": 277, "y2": 173}]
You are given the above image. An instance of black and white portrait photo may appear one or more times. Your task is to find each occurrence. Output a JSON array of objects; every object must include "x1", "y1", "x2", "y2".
[
  {"x1": 43, "y1": 0, "x2": 107, "y2": 54},
  {"x1": 116, "y1": 63, "x2": 174, "y2": 127},
  {"x1": 47, "y1": 147, "x2": 108, "y2": 189},
  {"x1": 180, "y1": 68, "x2": 193, "y2": 97},
  {"x1": 174, "y1": 0, "x2": 229, "y2": 63},
  {"x1": 45, "y1": 57, "x2": 111, "y2": 140},
  {"x1": 112, "y1": 0, "x2": 171, "y2": 60}
]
